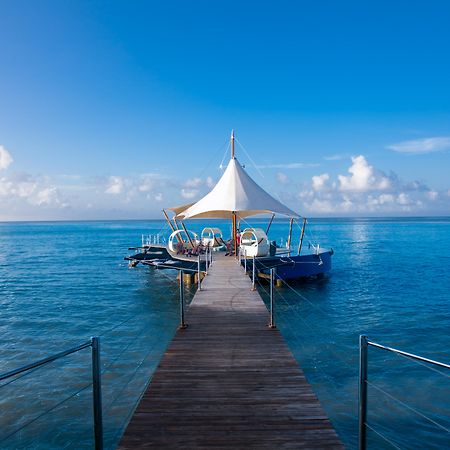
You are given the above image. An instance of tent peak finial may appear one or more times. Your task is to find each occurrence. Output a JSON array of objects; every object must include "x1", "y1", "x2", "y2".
[{"x1": 231, "y1": 130, "x2": 235, "y2": 159}]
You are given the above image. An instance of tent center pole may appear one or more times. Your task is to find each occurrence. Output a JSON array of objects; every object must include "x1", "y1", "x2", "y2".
[{"x1": 232, "y1": 212, "x2": 237, "y2": 257}]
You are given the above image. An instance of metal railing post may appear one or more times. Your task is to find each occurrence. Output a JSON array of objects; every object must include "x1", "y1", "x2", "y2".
[
  {"x1": 244, "y1": 249, "x2": 247, "y2": 272},
  {"x1": 252, "y1": 255, "x2": 256, "y2": 291},
  {"x1": 179, "y1": 271, "x2": 187, "y2": 329},
  {"x1": 359, "y1": 335, "x2": 368, "y2": 450},
  {"x1": 91, "y1": 337, "x2": 103, "y2": 450},
  {"x1": 268, "y1": 268, "x2": 276, "y2": 329},
  {"x1": 197, "y1": 254, "x2": 202, "y2": 291}
]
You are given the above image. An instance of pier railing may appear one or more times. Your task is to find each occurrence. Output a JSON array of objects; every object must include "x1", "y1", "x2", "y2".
[
  {"x1": 0, "y1": 337, "x2": 103, "y2": 450},
  {"x1": 358, "y1": 335, "x2": 450, "y2": 450}
]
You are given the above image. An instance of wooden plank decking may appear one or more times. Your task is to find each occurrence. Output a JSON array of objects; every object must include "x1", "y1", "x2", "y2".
[{"x1": 119, "y1": 255, "x2": 343, "y2": 449}]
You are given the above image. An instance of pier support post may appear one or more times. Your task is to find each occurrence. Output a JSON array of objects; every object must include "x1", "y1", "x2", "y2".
[
  {"x1": 244, "y1": 249, "x2": 247, "y2": 273},
  {"x1": 358, "y1": 335, "x2": 368, "y2": 450},
  {"x1": 268, "y1": 268, "x2": 276, "y2": 329},
  {"x1": 183, "y1": 273, "x2": 192, "y2": 285},
  {"x1": 178, "y1": 271, "x2": 188, "y2": 329},
  {"x1": 252, "y1": 256, "x2": 256, "y2": 291},
  {"x1": 91, "y1": 337, "x2": 103, "y2": 450}
]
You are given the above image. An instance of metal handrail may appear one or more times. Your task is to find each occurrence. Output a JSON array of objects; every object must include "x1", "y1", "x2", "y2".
[
  {"x1": 358, "y1": 335, "x2": 450, "y2": 450},
  {"x1": 0, "y1": 337, "x2": 103, "y2": 450}
]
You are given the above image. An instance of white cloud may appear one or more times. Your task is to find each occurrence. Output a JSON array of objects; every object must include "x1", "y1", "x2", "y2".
[
  {"x1": 338, "y1": 155, "x2": 390, "y2": 192},
  {"x1": 340, "y1": 196, "x2": 353, "y2": 211},
  {"x1": 138, "y1": 175, "x2": 156, "y2": 192},
  {"x1": 397, "y1": 192, "x2": 410, "y2": 205},
  {"x1": 312, "y1": 173, "x2": 329, "y2": 191},
  {"x1": 276, "y1": 172, "x2": 289, "y2": 184},
  {"x1": 303, "y1": 198, "x2": 334, "y2": 213},
  {"x1": 181, "y1": 188, "x2": 198, "y2": 199},
  {"x1": 184, "y1": 177, "x2": 203, "y2": 188},
  {"x1": 105, "y1": 176, "x2": 124, "y2": 194},
  {"x1": 387, "y1": 137, "x2": 450, "y2": 154},
  {"x1": 154, "y1": 192, "x2": 163, "y2": 202},
  {"x1": 323, "y1": 154, "x2": 345, "y2": 161},
  {"x1": 0, "y1": 171, "x2": 64, "y2": 218},
  {"x1": 32, "y1": 187, "x2": 59, "y2": 206},
  {"x1": 206, "y1": 176, "x2": 215, "y2": 188},
  {"x1": 0, "y1": 146, "x2": 13, "y2": 170},
  {"x1": 296, "y1": 155, "x2": 450, "y2": 215},
  {"x1": 378, "y1": 194, "x2": 394, "y2": 204},
  {"x1": 298, "y1": 189, "x2": 313, "y2": 199}
]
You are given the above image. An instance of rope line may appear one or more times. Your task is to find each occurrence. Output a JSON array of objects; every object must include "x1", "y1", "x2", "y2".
[
  {"x1": 219, "y1": 142, "x2": 230, "y2": 171},
  {"x1": 234, "y1": 137, "x2": 265, "y2": 178}
]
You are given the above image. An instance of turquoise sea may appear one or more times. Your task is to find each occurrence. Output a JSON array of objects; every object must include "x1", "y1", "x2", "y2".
[{"x1": 0, "y1": 218, "x2": 449, "y2": 449}]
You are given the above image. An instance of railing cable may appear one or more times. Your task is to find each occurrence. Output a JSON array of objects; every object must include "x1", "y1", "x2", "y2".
[
  {"x1": 0, "y1": 381, "x2": 93, "y2": 444},
  {"x1": 0, "y1": 380, "x2": 93, "y2": 443},
  {"x1": 254, "y1": 275, "x2": 356, "y2": 378},
  {"x1": 394, "y1": 350, "x2": 450, "y2": 379},
  {"x1": 366, "y1": 380, "x2": 450, "y2": 435},
  {"x1": 364, "y1": 423, "x2": 403, "y2": 450}
]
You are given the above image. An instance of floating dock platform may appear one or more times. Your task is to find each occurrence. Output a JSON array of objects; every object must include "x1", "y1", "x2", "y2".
[{"x1": 119, "y1": 255, "x2": 343, "y2": 449}]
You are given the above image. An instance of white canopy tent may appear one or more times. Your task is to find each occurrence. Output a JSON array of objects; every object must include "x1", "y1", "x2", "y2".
[{"x1": 174, "y1": 158, "x2": 299, "y2": 220}]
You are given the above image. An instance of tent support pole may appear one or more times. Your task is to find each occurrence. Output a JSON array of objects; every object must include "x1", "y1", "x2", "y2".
[
  {"x1": 297, "y1": 218, "x2": 307, "y2": 255},
  {"x1": 287, "y1": 218, "x2": 294, "y2": 255},
  {"x1": 180, "y1": 221, "x2": 195, "y2": 248},
  {"x1": 265, "y1": 214, "x2": 275, "y2": 235},
  {"x1": 163, "y1": 209, "x2": 183, "y2": 243},
  {"x1": 232, "y1": 212, "x2": 237, "y2": 257},
  {"x1": 162, "y1": 209, "x2": 176, "y2": 233},
  {"x1": 173, "y1": 219, "x2": 184, "y2": 242}
]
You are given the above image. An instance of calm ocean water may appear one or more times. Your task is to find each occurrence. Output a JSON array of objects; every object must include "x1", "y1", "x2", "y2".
[{"x1": 0, "y1": 218, "x2": 449, "y2": 449}]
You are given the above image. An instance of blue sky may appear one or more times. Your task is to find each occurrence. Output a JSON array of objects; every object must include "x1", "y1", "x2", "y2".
[{"x1": 0, "y1": 0, "x2": 449, "y2": 219}]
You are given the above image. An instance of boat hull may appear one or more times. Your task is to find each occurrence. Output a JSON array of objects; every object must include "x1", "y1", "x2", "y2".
[
  {"x1": 126, "y1": 245, "x2": 332, "y2": 281},
  {"x1": 248, "y1": 249, "x2": 333, "y2": 281}
]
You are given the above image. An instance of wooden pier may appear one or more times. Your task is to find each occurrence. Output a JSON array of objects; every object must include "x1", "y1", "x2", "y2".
[{"x1": 119, "y1": 255, "x2": 343, "y2": 449}]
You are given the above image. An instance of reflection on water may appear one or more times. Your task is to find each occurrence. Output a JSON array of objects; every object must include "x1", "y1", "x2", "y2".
[{"x1": 0, "y1": 218, "x2": 449, "y2": 449}]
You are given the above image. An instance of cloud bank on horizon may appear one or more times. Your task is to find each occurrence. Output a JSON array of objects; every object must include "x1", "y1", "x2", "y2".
[
  {"x1": 292, "y1": 154, "x2": 447, "y2": 215},
  {"x1": 0, "y1": 142, "x2": 449, "y2": 221}
]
